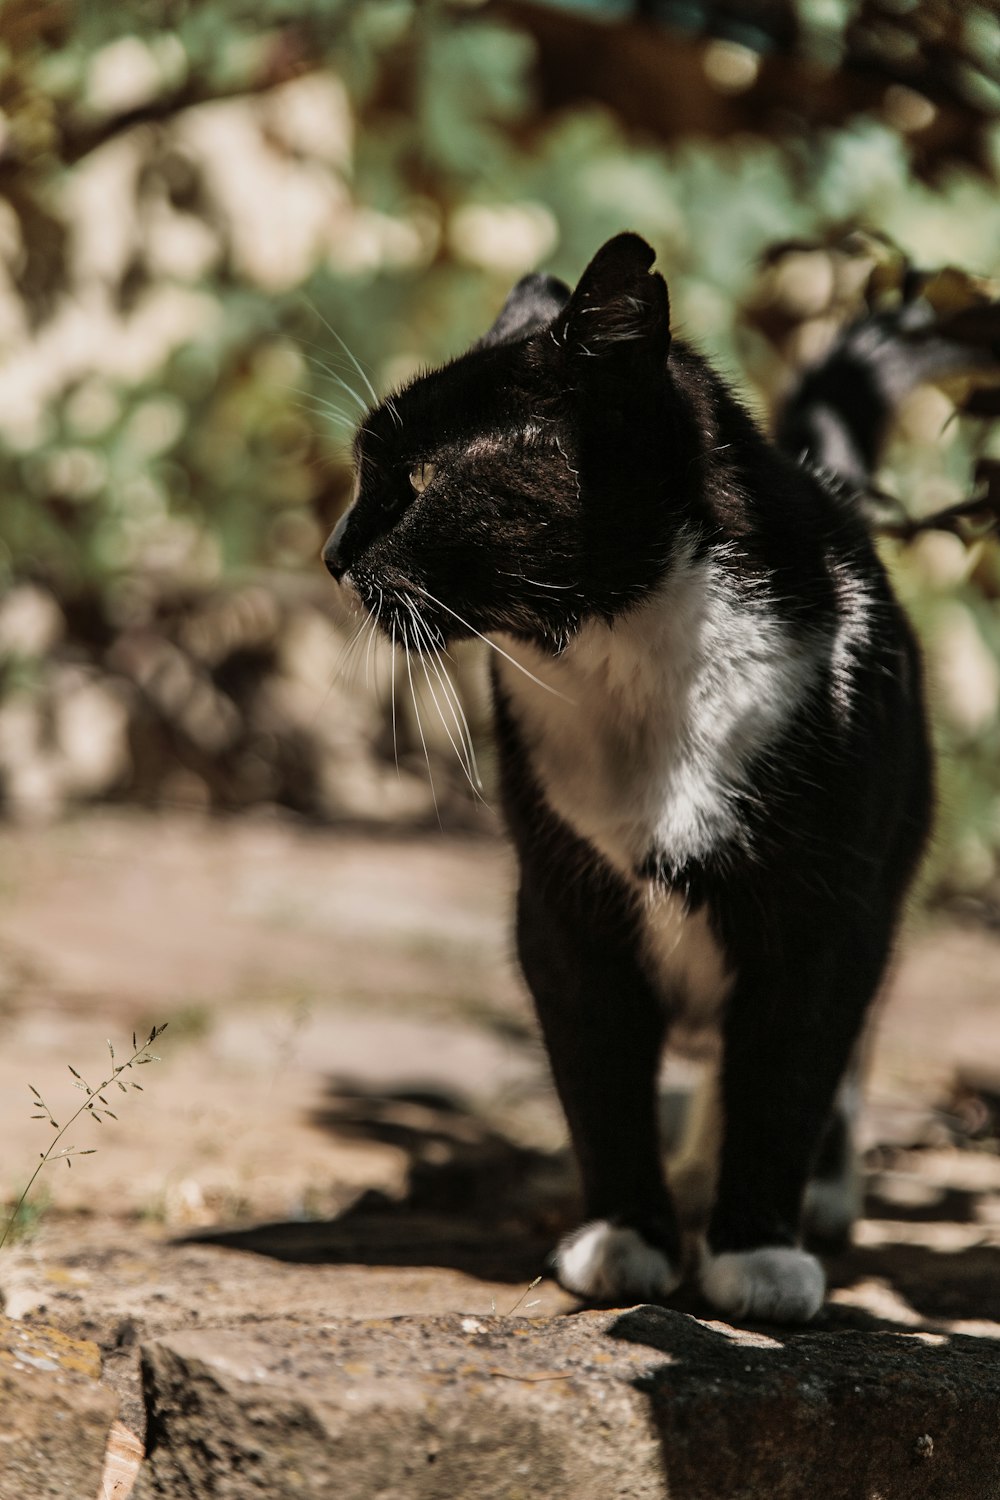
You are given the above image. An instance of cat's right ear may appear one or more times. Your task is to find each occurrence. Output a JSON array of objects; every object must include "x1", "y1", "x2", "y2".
[
  {"x1": 556, "y1": 233, "x2": 670, "y2": 366},
  {"x1": 475, "y1": 273, "x2": 571, "y2": 349}
]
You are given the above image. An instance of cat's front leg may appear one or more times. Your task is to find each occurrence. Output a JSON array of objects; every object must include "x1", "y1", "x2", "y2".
[
  {"x1": 700, "y1": 931, "x2": 889, "y2": 1323},
  {"x1": 516, "y1": 877, "x2": 682, "y2": 1304}
]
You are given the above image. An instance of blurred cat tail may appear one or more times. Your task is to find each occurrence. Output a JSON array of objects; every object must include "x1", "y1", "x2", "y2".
[{"x1": 772, "y1": 260, "x2": 1000, "y2": 544}]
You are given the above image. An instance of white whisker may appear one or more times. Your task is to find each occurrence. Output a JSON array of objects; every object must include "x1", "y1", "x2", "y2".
[
  {"x1": 332, "y1": 611, "x2": 372, "y2": 684},
  {"x1": 299, "y1": 300, "x2": 394, "y2": 432},
  {"x1": 417, "y1": 633, "x2": 484, "y2": 802},
  {"x1": 428, "y1": 644, "x2": 483, "y2": 791},
  {"x1": 408, "y1": 583, "x2": 574, "y2": 704},
  {"x1": 364, "y1": 588, "x2": 383, "y2": 687},
  {"x1": 499, "y1": 570, "x2": 577, "y2": 592},
  {"x1": 290, "y1": 396, "x2": 356, "y2": 431},
  {"x1": 402, "y1": 615, "x2": 441, "y2": 827},
  {"x1": 402, "y1": 601, "x2": 484, "y2": 801},
  {"x1": 326, "y1": 368, "x2": 368, "y2": 415},
  {"x1": 390, "y1": 616, "x2": 400, "y2": 776},
  {"x1": 306, "y1": 304, "x2": 382, "y2": 411},
  {"x1": 346, "y1": 611, "x2": 378, "y2": 689}
]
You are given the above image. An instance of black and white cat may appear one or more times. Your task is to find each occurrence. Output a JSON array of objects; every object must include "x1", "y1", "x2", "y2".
[{"x1": 322, "y1": 234, "x2": 932, "y2": 1323}]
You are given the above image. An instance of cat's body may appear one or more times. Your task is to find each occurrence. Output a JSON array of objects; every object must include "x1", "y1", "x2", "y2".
[{"x1": 323, "y1": 235, "x2": 932, "y2": 1322}]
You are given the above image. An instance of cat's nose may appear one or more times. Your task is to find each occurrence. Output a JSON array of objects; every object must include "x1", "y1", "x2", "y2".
[{"x1": 322, "y1": 511, "x2": 351, "y2": 582}]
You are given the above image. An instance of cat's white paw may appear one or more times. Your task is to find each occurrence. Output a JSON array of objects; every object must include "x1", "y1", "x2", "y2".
[
  {"x1": 700, "y1": 1245, "x2": 825, "y2": 1323},
  {"x1": 554, "y1": 1221, "x2": 681, "y2": 1303}
]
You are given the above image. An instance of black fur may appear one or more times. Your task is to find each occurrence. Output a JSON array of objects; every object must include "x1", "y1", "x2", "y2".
[{"x1": 322, "y1": 234, "x2": 933, "y2": 1319}]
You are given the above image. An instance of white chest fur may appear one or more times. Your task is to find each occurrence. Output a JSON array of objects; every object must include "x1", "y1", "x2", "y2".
[{"x1": 496, "y1": 544, "x2": 824, "y2": 1021}]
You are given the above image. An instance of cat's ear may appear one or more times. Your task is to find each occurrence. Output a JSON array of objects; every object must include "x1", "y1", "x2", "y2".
[
  {"x1": 476, "y1": 273, "x2": 571, "y2": 349},
  {"x1": 557, "y1": 233, "x2": 670, "y2": 364}
]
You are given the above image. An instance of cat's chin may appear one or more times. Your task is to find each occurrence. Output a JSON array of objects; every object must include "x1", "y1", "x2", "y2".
[
  {"x1": 553, "y1": 1220, "x2": 681, "y2": 1304},
  {"x1": 699, "y1": 1245, "x2": 825, "y2": 1323}
]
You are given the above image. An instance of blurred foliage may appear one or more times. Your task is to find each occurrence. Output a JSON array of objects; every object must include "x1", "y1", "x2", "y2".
[
  {"x1": 513, "y1": 0, "x2": 1000, "y2": 177},
  {"x1": 0, "y1": 0, "x2": 999, "y2": 906}
]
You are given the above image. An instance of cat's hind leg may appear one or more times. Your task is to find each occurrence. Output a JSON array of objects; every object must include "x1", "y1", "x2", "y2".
[
  {"x1": 802, "y1": 1064, "x2": 863, "y2": 1248},
  {"x1": 666, "y1": 1063, "x2": 721, "y2": 1230}
]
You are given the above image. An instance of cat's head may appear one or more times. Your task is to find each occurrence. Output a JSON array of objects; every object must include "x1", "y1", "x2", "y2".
[{"x1": 322, "y1": 233, "x2": 680, "y2": 651}]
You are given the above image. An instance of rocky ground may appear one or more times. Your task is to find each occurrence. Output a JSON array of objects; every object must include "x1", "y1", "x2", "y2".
[{"x1": 1, "y1": 810, "x2": 999, "y2": 1497}]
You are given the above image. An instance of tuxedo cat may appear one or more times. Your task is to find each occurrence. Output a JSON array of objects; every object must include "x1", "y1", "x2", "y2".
[{"x1": 322, "y1": 234, "x2": 932, "y2": 1322}]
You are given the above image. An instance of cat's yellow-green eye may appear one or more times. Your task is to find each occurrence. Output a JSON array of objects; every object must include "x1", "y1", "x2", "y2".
[{"x1": 409, "y1": 461, "x2": 436, "y2": 494}]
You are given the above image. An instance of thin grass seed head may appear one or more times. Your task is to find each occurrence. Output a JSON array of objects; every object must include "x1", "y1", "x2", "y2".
[{"x1": 0, "y1": 1022, "x2": 169, "y2": 1252}]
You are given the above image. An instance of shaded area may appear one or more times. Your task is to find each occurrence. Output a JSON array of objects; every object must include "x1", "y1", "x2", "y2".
[
  {"x1": 188, "y1": 1080, "x2": 575, "y2": 1283},
  {"x1": 829, "y1": 1241, "x2": 1000, "y2": 1326},
  {"x1": 864, "y1": 1177, "x2": 980, "y2": 1224},
  {"x1": 190, "y1": 1076, "x2": 1000, "y2": 1331},
  {"x1": 610, "y1": 1303, "x2": 1000, "y2": 1500}
]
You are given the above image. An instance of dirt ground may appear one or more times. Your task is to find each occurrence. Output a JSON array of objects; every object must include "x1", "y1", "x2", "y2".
[{"x1": 1, "y1": 809, "x2": 999, "y2": 1437}]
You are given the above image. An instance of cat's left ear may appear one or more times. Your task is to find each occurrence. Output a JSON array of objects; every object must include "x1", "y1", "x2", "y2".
[
  {"x1": 557, "y1": 233, "x2": 670, "y2": 365},
  {"x1": 476, "y1": 273, "x2": 571, "y2": 349}
]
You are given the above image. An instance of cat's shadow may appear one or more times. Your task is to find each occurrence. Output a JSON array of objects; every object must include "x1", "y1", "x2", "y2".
[
  {"x1": 185, "y1": 1077, "x2": 572, "y2": 1282},
  {"x1": 183, "y1": 1077, "x2": 1000, "y2": 1331}
]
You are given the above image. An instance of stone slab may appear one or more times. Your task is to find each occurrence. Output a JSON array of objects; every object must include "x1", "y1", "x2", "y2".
[
  {"x1": 135, "y1": 1306, "x2": 1000, "y2": 1499},
  {"x1": 3, "y1": 1222, "x2": 573, "y2": 1440}
]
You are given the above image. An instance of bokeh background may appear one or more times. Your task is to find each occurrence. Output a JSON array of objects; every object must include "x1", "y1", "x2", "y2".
[{"x1": 2, "y1": 0, "x2": 1000, "y2": 904}]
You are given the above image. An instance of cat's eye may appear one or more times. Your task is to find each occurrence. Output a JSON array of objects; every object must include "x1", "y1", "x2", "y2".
[{"x1": 409, "y1": 462, "x2": 436, "y2": 494}]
